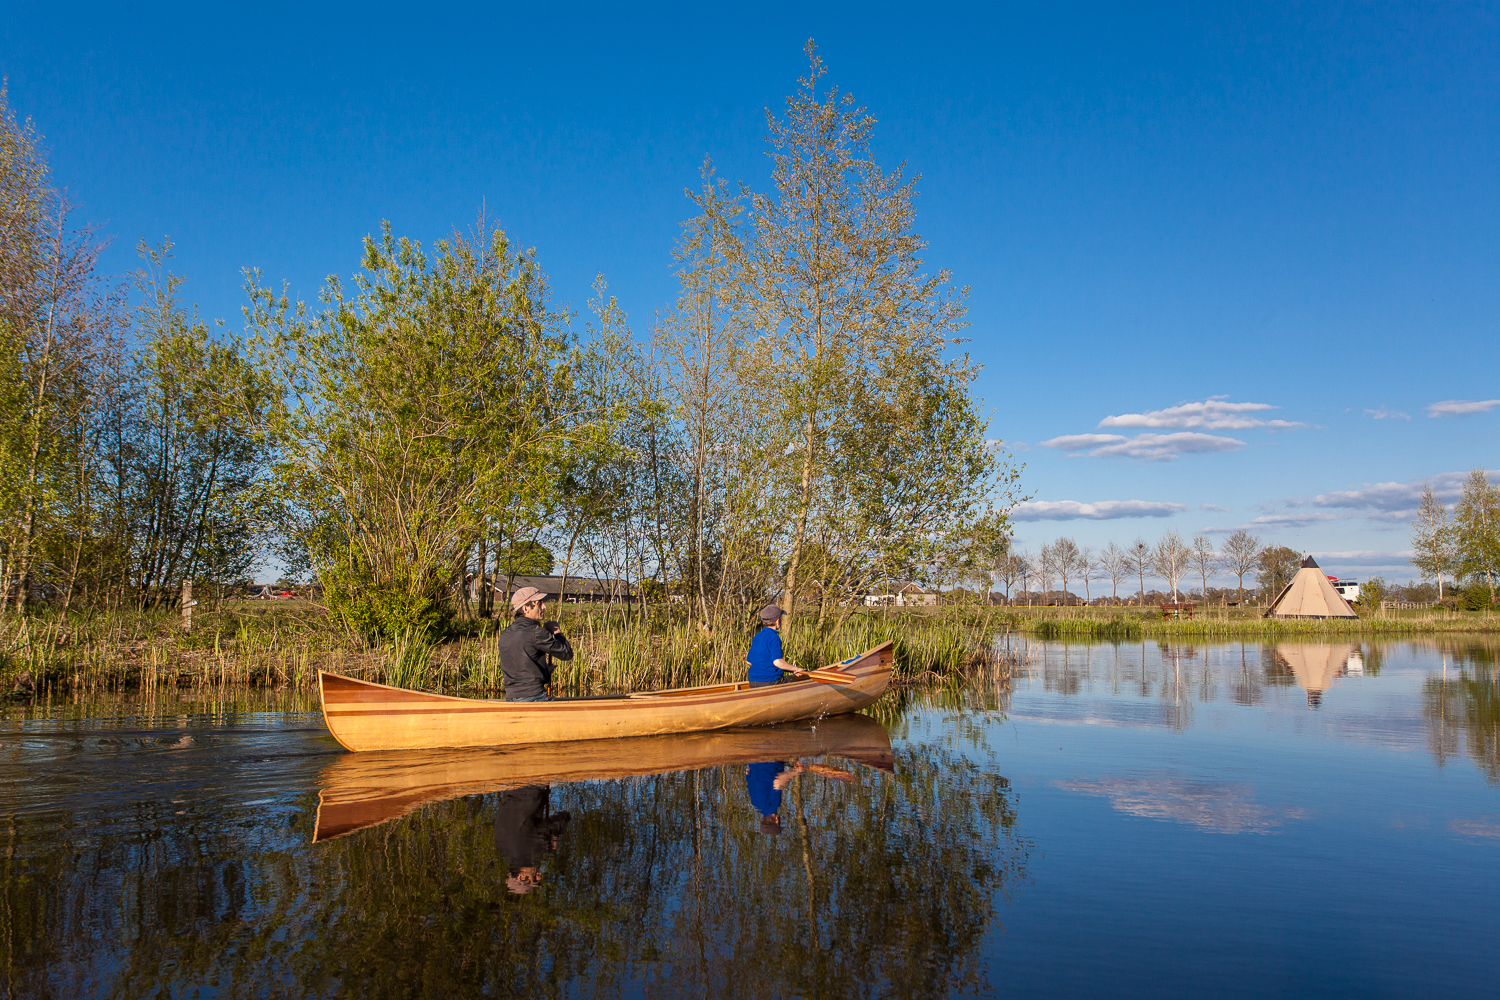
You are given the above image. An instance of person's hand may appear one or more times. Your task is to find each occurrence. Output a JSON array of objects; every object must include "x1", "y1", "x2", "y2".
[{"x1": 543, "y1": 620, "x2": 560, "y2": 634}]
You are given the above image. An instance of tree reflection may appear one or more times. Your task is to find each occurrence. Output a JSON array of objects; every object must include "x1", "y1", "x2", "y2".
[
  {"x1": 2, "y1": 739, "x2": 1026, "y2": 998},
  {"x1": 1423, "y1": 641, "x2": 1500, "y2": 784}
]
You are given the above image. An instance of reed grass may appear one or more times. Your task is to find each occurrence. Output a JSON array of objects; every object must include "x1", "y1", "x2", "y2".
[{"x1": 0, "y1": 603, "x2": 1011, "y2": 698}]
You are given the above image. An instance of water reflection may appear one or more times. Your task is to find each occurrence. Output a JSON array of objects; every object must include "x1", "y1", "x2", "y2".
[
  {"x1": 1423, "y1": 641, "x2": 1500, "y2": 784},
  {"x1": 312, "y1": 715, "x2": 895, "y2": 841},
  {"x1": 1, "y1": 712, "x2": 1026, "y2": 999},
  {"x1": 1266, "y1": 643, "x2": 1360, "y2": 708}
]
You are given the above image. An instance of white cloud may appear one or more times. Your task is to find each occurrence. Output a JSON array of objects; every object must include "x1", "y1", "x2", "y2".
[
  {"x1": 1364, "y1": 406, "x2": 1411, "y2": 420},
  {"x1": 1058, "y1": 777, "x2": 1306, "y2": 835},
  {"x1": 1427, "y1": 399, "x2": 1500, "y2": 418},
  {"x1": 1040, "y1": 432, "x2": 1245, "y2": 462},
  {"x1": 1302, "y1": 470, "x2": 1497, "y2": 513},
  {"x1": 1099, "y1": 397, "x2": 1304, "y2": 431},
  {"x1": 1201, "y1": 511, "x2": 1354, "y2": 533},
  {"x1": 1040, "y1": 433, "x2": 1125, "y2": 452},
  {"x1": 1012, "y1": 500, "x2": 1187, "y2": 522},
  {"x1": 1309, "y1": 549, "x2": 1415, "y2": 565},
  {"x1": 1199, "y1": 503, "x2": 1231, "y2": 512}
]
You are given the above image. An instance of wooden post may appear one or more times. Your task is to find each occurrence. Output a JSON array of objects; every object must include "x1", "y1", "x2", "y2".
[{"x1": 181, "y1": 578, "x2": 194, "y2": 632}]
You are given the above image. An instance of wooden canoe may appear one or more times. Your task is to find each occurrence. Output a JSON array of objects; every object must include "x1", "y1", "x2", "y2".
[
  {"x1": 312, "y1": 713, "x2": 893, "y2": 841},
  {"x1": 318, "y1": 639, "x2": 893, "y2": 752}
]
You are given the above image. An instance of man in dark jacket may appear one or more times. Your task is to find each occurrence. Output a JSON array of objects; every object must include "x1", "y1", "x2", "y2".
[{"x1": 498, "y1": 586, "x2": 573, "y2": 701}]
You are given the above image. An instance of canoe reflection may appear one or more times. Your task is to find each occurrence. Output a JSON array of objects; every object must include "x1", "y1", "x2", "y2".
[{"x1": 313, "y1": 713, "x2": 894, "y2": 842}]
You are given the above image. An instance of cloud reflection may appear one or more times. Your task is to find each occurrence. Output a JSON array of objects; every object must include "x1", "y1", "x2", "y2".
[{"x1": 1058, "y1": 777, "x2": 1307, "y2": 834}]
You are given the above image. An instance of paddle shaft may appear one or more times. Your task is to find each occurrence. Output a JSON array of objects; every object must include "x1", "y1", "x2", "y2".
[{"x1": 778, "y1": 663, "x2": 856, "y2": 685}]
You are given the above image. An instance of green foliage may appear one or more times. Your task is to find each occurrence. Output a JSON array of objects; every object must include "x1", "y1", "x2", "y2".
[
  {"x1": 326, "y1": 584, "x2": 445, "y2": 640},
  {"x1": 244, "y1": 217, "x2": 595, "y2": 634},
  {"x1": 1454, "y1": 469, "x2": 1500, "y2": 599},
  {"x1": 1460, "y1": 587, "x2": 1494, "y2": 611},
  {"x1": 494, "y1": 539, "x2": 554, "y2": 577},
  {"x1": 1257, "y1": 545, "x2": 1301, "y2": 600}
]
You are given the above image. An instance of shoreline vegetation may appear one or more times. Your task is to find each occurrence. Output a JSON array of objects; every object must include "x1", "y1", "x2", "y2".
[{"x1": 3, "y1": 603, "x2": 1496, "y2": 702}]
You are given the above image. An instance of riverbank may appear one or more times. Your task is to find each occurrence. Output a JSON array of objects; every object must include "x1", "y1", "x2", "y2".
[
  {"x1": 995, "y1": 605, "x2": 1500, "y2": 639},
  {"x1": 0, "y1": 604, "x2": 1008, "y2": 697},
  {"x1": 4, "y1": 602, "x2": 1495, "y2": 699}
]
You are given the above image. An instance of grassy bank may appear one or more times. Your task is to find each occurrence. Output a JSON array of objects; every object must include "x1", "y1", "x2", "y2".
[
  {"x1": 0, "y1": 604, "x2": 1010, "y2": 698},
  {"x1": 1000, "y1": 606, "x2": 1500, "y2": 639}
]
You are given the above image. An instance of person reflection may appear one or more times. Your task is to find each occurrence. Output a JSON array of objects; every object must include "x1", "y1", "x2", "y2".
[
  {"x1": 494, "y1": 785, "x2": 571, "y2": 894},
  {"x1": 745, "y1": 759, "x2": 855, "y2": 835}
]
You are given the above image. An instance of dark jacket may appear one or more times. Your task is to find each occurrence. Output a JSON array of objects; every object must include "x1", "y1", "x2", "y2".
[{"x1": 498, "y1": 616, "x2": 573, "y2": 700}]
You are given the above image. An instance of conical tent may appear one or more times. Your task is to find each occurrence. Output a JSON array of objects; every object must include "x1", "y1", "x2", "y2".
[{"x1": 1264, "y1": 556, "x2": 1358, "y2": 619}]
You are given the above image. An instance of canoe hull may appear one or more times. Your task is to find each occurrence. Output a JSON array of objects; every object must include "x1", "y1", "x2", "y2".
[{"x1": 318, "y1": 640, "x2": 893, "y2": 751}]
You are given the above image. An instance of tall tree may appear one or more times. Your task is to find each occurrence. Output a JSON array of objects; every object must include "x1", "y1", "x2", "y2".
[
  {"x1": 655, "y1": 162, "x2": 749, "y2": 622},
  {"x1": 1099, "y1": 541, "x2": 1129, "y2": 603},
  {"x1": 1128, "y1": 538, "x2": 1152, "y2": 605},
  {"x1": 1453, "y1": 469, "x2": 1500, "y2": 601},
  {"x1": 729, "y1": 43, "x2": 1003, "y2": 622},
  {"x1": 1221, "y1": 530, "x2": 1261, "y2": 605},
  {"x1": 0, "y1": 86, "x2": 118, "y2": 609},
  {"x1": 123, "y1": 242, "x2": 264, "y2": 607},
  {"x1": 1051, "y1": 537, "x2": 1080, "y2": 605},
  {"x1": 1152, "y1": 532, "x2": 1189, "y2": 602},
  {"x1": 1190, "y1": 534, "x2": 1217, "y2": 603},
  {"x1": 1410, "y1": 483, "x2": 1457, "y2": 599}
]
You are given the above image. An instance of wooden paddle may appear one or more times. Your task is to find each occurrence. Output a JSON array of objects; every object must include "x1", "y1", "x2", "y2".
[{"x1": 778, "y1": 663, "x2": 856, "y2": 685}]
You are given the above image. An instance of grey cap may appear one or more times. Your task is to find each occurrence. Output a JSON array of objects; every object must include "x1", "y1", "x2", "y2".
[
  {"x1": 510, "y1": 586, "x2": 547, "y2": 611},
  {"x1": 760, "y1": 604, "x2": 784, "y2": 623}
]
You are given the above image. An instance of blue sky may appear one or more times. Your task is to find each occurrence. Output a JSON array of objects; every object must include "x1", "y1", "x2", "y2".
[{"x1": 4, "y1": 1, "x2": 1496, "y2": 585}]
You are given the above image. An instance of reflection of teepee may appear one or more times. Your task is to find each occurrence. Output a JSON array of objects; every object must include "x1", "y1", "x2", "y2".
[
  {"x1": 1264, "y1": 556, "x2": 1358, "y2": 619},
  {"x1": 1271, "y1": 643, "x2": 1356, "y2": 708}
]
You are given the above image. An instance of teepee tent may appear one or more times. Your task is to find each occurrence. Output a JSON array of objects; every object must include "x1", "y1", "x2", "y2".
[{"x1": 1264, "y1": 556, "x2": 1358, "y2": 619}]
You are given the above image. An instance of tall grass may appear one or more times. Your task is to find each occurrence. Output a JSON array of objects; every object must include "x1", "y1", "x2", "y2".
[{"x1": 0, "y1": 603, "x2": 1010, "y2": 698}]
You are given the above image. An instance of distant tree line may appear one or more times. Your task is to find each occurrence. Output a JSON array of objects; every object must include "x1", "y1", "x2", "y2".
[
  {"x1": 969, "y1": 529, "x2": 1297, "y2": 607},
  {"x1": 0, "y1": 50, "x2": 1024, "y2": 633}
]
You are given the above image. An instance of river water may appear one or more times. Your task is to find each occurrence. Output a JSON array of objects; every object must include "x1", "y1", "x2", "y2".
[{"x1": 2, "y1": 638, "x2": 1497, "y2": 998}]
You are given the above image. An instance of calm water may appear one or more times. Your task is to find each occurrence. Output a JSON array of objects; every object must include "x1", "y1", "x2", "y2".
[{"x1": 2, "y1": 638, "x2": 1497, "y2": 998}]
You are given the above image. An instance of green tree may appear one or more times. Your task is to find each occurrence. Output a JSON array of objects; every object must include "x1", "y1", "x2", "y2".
[
  {"x1": 0, "y1": 86, "x2": 116, "y2": 610},
  {"x1": 244, "y1": 217, "x2": 581, "y2": 637},
  {"x1": 728, "y1": 43, "x2": 1015, "y2": 623},
  {"x1": 1453, "y1": 468, "x2": 1500, "y2": 601},
  {"x1": 1410, "y1": 482, "x2": 1457, "y2": 598},
  {"x1": 1256, "y1": 545, "x2": 1301, "y2": 601}
]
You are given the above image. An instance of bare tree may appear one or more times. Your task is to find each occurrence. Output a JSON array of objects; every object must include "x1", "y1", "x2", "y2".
[
  {"x1": 1221, "y1": 530, "x2": 1261, "y2": 605},
  {"x1": 1190, "y1": 535, "x2": 1218, "y2": 603},
  {"x1": 1153, "y1": 531, "x2": 1190, "y2": 602},
  {"x1": 995, "y1": 550, "x2": 1021, "y2": 602},
  {"x1": 1128, "y1": 538, "x2": 1152, "y2": 605},
  {"x1": 1051, "y1": 537, "x2": 1081, "y2": 605},
  {"x1": 1037, "y1": 542, "x2": 1055, "y2": 604},
  {"x1": 1100, "y1": 541, "x2": 1129, "y2": 603},
  {"x1": 1016, "y1": 551, "x2": 1035, "y2": 605},
  {"x1": 1079, "y1": 545, "x2": 1098, "y2": 604}
]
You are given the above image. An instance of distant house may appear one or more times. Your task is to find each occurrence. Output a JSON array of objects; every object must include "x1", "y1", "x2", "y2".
[
  {"x1": 863, "y1": 582, "x2": 937, "y2": 607},
  {"x1": 470, "y1": 573, "x2": 635, "y2": 604}
]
